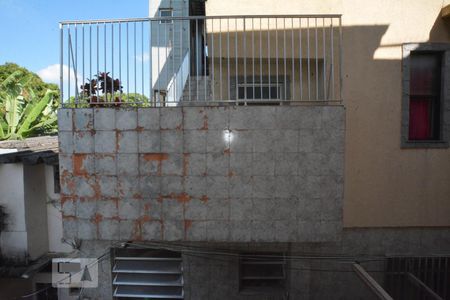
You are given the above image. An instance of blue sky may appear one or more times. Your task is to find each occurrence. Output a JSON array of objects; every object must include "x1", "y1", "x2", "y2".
[{"x1": 0, "y1": 0, "x2": 148, "y2": 81}]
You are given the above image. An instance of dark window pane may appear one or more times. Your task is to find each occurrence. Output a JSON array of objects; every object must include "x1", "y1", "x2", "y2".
[
  {"x1": 410, "y1": 53, "x2": 441, "y2": 96},
  {"x1": 160, "y1": 10, "x2": 172, "y2": 17},
  {"x1": 262, "y1": 86, "x2": 270, "y2": 99},
  {"x1": 270, "y1": 86, "x2": 279, "y2": 99},
  {"x1": 53, "y1": 165, "x2": 60, "y2": 194},
  {"x1": 409, "y1": 52, "x2": 441, "y2": 140},
  {"x1": 238, "y1": 82, "x2": 284, "y2": 100},
  {"x1": 246, "y1": 86, "x2": 254, "y2": 99},
  {"x1": 255, "y1": 87, "x2": 262, "y2": 99},
  {"x1": 238, "y1": 87, "x2": 245, "y2": 99}
]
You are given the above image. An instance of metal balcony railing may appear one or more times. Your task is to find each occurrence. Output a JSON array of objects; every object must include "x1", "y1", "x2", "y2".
[{"x1": 59, "y1": 15, "x2": 342, "y2": 107}]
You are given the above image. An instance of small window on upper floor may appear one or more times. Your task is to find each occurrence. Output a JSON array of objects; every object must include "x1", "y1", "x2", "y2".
[
  {"x1": 402, "y1": 44, "x2": 450, "y2": 148},
  {"x1": 408, "y1": 52, "x2": 442, "y2": 141},
  {"x1": 159, "y1": 8, "x2": 173, "y2": 24}
]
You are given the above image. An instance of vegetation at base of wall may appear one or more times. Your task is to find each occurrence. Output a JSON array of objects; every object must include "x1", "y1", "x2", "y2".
[{"x1": 0, "y1": 63, "x2": 59, "y2": 141}]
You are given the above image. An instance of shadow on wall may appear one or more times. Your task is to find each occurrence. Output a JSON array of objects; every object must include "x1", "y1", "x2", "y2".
[
  {"x1": 0, "y1": 204, "x2": 7, "y2": 262},
  {"x1": 342, "y1": 13, "x2": 450, "y2": 227},
  {"x1": 203, "y1": 24, "x2": 390, "y2": 102},
  {"x1": 430, "y1": 13, "x2": 450, "y2": 41}
]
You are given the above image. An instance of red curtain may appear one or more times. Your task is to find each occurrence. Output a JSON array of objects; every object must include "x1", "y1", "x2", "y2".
[{"x1": 409, "y1": 98, "x2": 430, "y2": 140}]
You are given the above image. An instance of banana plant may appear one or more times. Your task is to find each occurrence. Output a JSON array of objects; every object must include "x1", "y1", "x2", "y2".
[{"x1": 0, "y1": 70, "x2": 58, "y2": 140}]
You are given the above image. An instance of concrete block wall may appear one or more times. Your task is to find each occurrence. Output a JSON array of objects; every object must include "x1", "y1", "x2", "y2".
[
  {"x1": 78, "y1": 227, "x2": 450, "y2": 300},
  {"x1": 181, "y1": 249, "x2": 379, "y2": 300},
  {"x1": 58, "y1": 105, "x2": 344, "y2": 242}
]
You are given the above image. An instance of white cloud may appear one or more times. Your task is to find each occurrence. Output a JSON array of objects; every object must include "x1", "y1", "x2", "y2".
[
  {"x1": 37, "y1": 64, "x2": 60, "y2": 84},
  {"x1": 38, "y1": 64, "x2": 84, "y2": 101},
  {"x1": 38, "y1": 64, "x2": 82, "y2": 87}
]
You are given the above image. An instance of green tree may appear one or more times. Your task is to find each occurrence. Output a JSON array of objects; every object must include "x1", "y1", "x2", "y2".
[
  {"x1": 0, "y1": 70, "x2": 58, "y2": 140},
  {"x1": 0, "y1": 63, "x2": 59, "y2": 100}
]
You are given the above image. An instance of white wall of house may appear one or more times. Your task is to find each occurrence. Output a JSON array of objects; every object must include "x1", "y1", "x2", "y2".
[
  {"x1": 23, "y1": 165, "x2": 49, "y2": 260},
  {"x1": 45, "y1": 165, "x2": 71, "y2": 253},
  {"x1": 149, "y1": 0, "x2": 162, "y2": 17},
  {"x1": 149, "y1": 0, "x2": 189, "y2": 102},
  {"x1": 0, "y1": 162, "x2": 70, "y2": 262},
  {"x1": 0, "y1": 163, "x2": 27, "y2": 261}
]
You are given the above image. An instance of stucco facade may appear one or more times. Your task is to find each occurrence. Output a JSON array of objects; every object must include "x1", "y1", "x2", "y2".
[{"x1": 204, "y1": 0, "x2": 450, "y2": 228}]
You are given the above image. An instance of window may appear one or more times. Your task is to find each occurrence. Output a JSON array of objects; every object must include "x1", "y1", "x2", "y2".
[
  {"x1": 231, "y1": 76, "x2": 291, "y2": 103},
  {"x1": 408, "y1": 52, "x2": 441, "y2": 140},
  {"x1": 53, "y1": 165, "x2": 60, "y2": 194},
  {"x1": 159, "y1": 8, "x2": 173, "y2": 24},
  {"x1": 402, "y1": 44, "x2": 450, "y2": 148},
  {"x1": 238, "y1": 83, "x2": 284, "y2": 100},
  {"x1": 239, "y1": 253, "x2": 286, "y2": 294},
  {"x1": 112, "y1": 248, "x2": 183, "y2": 299}
]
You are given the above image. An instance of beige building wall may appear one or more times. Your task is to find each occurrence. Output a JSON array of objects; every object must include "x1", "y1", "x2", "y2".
[
  {"x1": 209, "y1": 58, "x2": 325, "y2": 101},
  {"x1": 205, "y1": 17, "x2": 339, "y2": 101},
  {"x1": 205, "y1": 0, "x2": 450, "y2": 227}
]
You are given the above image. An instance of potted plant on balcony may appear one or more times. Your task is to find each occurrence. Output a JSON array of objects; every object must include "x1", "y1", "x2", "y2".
[{"x1": 81, "y1": 72, "x2": 122, "y2": 108}]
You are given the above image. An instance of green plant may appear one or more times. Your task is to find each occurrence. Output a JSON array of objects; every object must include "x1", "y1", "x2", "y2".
[
  {"x1": 0, "y1": 70, "x2": 58, "y2": 140},
  {"x1": 0, "y1": 63, "x2": 59, "y2": 99},
  {"x1": 81, "y1": 72, "x2": 123, "y2": 107}
]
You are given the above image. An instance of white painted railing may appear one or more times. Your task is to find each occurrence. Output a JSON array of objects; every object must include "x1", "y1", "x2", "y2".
[{"x1": 59, "y1": 15, "x2": 342, "y2": 107}]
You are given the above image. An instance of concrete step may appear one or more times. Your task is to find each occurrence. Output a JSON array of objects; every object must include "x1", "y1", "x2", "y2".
[{"x1": 181, "y1": 76, "x2": 212, "y2": 101}]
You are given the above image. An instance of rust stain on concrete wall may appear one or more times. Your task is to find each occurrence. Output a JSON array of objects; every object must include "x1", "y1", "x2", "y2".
[
  {"x1": 142, "y1": 153, "x2": 169, "y2": 161},
  {"x1": 201, "y1": 114, "x2": 208, "y2": 130},
  {"x1": 92, "y1": 213, "x2": 103, "y2": 224},
  {"x1": 183, "y1": 153, "x2": 190, "y2": 176},
  {"x1": 73, "y1": 154, "x2": 88, "y2": 176},
  {"x1": 184, "y1": 220, "x2": 193, "y2": 239}
]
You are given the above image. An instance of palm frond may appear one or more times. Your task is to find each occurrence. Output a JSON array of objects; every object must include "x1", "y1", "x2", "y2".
[
  {"x1": 27, "y1": 116, "x2": 58, "y2": 133},
  {"x1": 4, "y1": 94, "x2": 24, "y2": 134},
  {"x1": 17, "y1": 89, "x2": 57, "y2": 136},
  {"x1": 0, "y1": 70, "x2": 23, "y2": 89}
]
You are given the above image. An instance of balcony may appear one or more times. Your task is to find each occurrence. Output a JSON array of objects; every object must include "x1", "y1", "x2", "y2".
[
  {"x1": 59, "y1": 15, "x2": 342, "y2": 107},
  {"x1": 57, "y1": 14, "x2": 345, "y2": 244}
]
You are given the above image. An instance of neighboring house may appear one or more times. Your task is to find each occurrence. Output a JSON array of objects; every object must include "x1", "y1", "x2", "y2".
[
  {"x1": 0, "y1": 136, "x2": 72, "y2": 299},
  {"x1": 55, "y1": 0, "x2": 450, "y2": 299}
]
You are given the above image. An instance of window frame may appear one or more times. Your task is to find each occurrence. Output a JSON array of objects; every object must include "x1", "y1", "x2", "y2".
[
  {"x1": 159, "y1": 8, "x2": 173, "y2": 24},
  {"x1": 401, "y1": 43, "x2": 450, "y2": 148},
  {"x1": 230, "y1": 76, "x2": 291, "y2": 102},
  {"x1": 237, "y1": 82, "x2": 285, "y2": 100}
]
